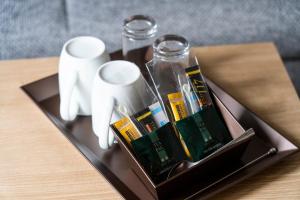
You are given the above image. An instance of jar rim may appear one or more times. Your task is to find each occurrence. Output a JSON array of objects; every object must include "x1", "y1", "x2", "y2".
[{"x1": 153, "y1": 34, "x2": 190, "y2": 58}]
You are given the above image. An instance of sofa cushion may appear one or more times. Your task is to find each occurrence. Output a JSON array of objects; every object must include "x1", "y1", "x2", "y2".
[{"x1": 0, "y1": 0, "x2": 299, "y2": 60}]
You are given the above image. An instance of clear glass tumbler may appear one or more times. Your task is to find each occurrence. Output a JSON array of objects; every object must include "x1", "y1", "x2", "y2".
[
  {"x1": 148, "y1": 34, "x2": 190, "y2": 118},
  {"x1": 122, "y1": 15, "x2": 157, "y2": 82}
]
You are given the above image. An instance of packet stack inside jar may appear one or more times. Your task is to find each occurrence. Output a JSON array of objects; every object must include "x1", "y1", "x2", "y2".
[{"x1": 111, "y1": 75, "x2": 169, "y2": 142}]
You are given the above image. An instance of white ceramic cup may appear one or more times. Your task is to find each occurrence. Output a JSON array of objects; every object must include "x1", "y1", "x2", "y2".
[
  {"x1": 92, "y1": 60, "x2": 148, "y2": 149},
  {"x1": 59, "y1": 36, "x2": 110, "y2": 121}
]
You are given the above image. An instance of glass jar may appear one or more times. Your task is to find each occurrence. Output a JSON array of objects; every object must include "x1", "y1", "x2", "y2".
[
  {"x1": 148, "y1": 34, "x2": 190, "y2": 119},
  {"x1": 122, "y1": 15, "x2": 157, "y2": 82}
]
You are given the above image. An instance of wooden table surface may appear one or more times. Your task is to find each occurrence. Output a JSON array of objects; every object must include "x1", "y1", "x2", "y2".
[{"x1": 0, "y1": 43, "x2": 299, "y2": 200}]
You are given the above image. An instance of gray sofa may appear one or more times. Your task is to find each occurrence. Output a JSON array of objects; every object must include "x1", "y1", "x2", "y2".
[{"x1": 1, "y1": 0, "x2": 299, "y2": 94}]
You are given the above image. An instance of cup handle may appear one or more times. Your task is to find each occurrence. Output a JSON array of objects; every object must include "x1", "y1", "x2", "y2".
[
  {"x1": 59, "y1": 69, "x2": 79, "y2": 121},
  {"x1": 92, "y1": 91, "x2": 115, "y2": 149}
]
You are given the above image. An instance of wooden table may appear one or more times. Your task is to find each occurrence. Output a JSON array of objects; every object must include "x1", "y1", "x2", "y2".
[{"x1": 0, "y1": 43, "x2": 299, "y2": 200}]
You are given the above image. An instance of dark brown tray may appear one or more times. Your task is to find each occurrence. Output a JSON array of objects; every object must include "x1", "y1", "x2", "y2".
[{"x1": 21, "y1": 50, "x2": 298, "y2": 200}]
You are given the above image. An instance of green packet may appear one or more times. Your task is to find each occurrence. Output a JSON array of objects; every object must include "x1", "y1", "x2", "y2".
[
  {"x1": 175, "y1": 105, "x2": 232, "y2": 161},
  {"x1": 131, "y1": 122, "x2": 187, "y2": 182}
]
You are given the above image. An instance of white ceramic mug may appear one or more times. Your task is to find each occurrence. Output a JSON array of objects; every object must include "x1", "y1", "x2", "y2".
[
  {"x1": 92, "y1": 60, "x2": 149, "y2": 149},
  {"x1": 59, "y1": 36, "x2": 110, "y2": 121}
]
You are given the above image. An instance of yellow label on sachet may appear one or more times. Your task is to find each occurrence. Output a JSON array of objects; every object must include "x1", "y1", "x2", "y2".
[
  {"x1": 113, "y1": 117, "x2": 142, "y2": 145},
  {"x1": 136, "y1": 111, "x2": 152, "y2": 121},
  {"x1": 167, "y1": 92, "x2": 188, "y2": 121},
  {"x1": 186, "y1": 69, "x2": 201, "y2": 76}
]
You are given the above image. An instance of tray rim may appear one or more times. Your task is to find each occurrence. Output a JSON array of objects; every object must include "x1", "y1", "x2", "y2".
[
  {"x1": 20, "y1": 74, "x2": 299, "y2": 200},
  {"x1": 20, "y1": 49, "x2": 299, "y2": 199}
]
